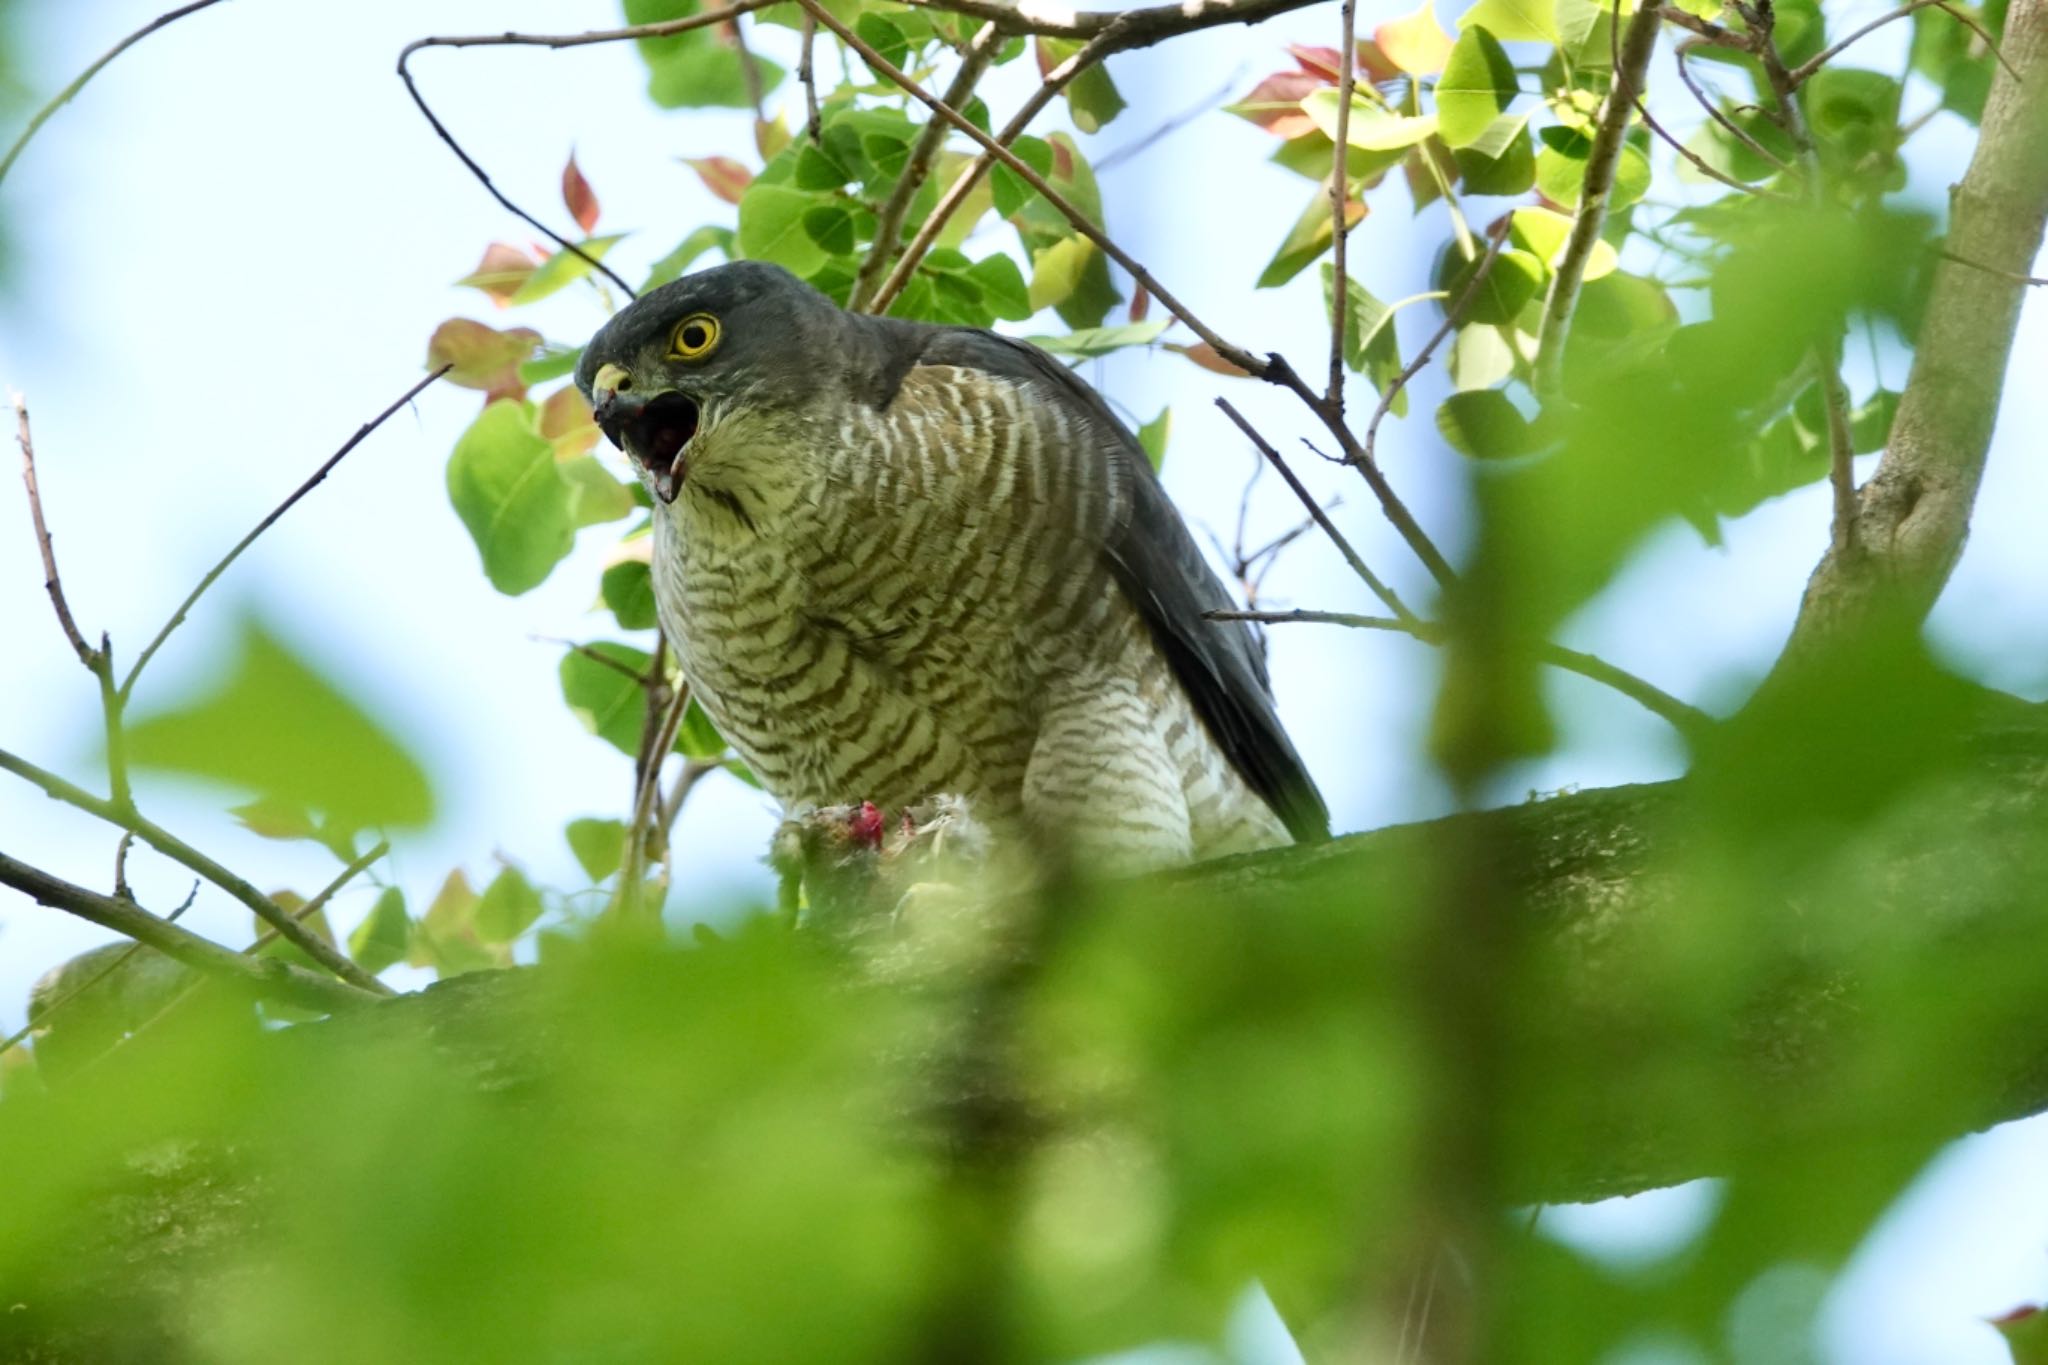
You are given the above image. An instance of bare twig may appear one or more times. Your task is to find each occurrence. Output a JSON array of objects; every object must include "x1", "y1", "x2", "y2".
[
  {"x1": 869, "y1": 26, "x2": 1122, "y2": 314},
  {"x1": 1941, "y1": 248, "x2": 2048, "y2": 286},
  {"x1": 799, "y1": 9, "x2": 822, "y2": 139},
  {"x1": 1652, "y1": 3, "x2": 1751, "y2": 45},
  {"x1": 1786, "y1": 0, "x2": 2016, "y2": 86},
  {"x1": 120, "y1": 367, "x2": 449, "y2": 702},
  {"x1": 0, "y1": 746, "x2": 395, "y2": 997},
  {"x1": 1361, "y1": 226, "x2": 1512, "y2": 473},
  {"x1": 850, "y1": 22, "x2": 1002, "y2": 312},
  {"x1": 536, "y1": 635, "x2": 652, "y2": 685},
  {"x1": 1327, "y1": 0, "x2": 1359, "y2": 409},
  {"x1": 1633, "y1": 83, "x2": 1782, "y2": 197},
  {"x1": 1215, "y1": 399, "x2": 1417, "y2": 622},
  {"x1": 0, "y1": 0, "x2": 230, "y2": 188},
  {"x1": 113, "y1": 832, "x2": 137, "y2": 903},
  {"x1": 1094, "y1": 77, "x2": 1235, "y2": 172},
  {"x1": 12, "y1": 392, "x2": 94, "y2": 668},
  {"x1": 718, "y1": 0, "x2": 769, "y2": 121},
  {"x1": 0, "y1": 850, "x2": 379, "y2": 1015},
  {"x1": 896, "y1": 0, "x2": 1321, "y2": 42},
  {"x1": 1533, "y1": 0, "x2": 1664, "y2": 397},
  {"x1": 1676, "y1": 42, "x2": 1794, "y2": 176},
  {"x1": 245, "y1": 839, "x2": 390, "y2": 956},
  {"x1": 398, "y1": 4, "x2": 785, "y2": 300},
  {"x1": 1208, "y1": 610, "x2": 1713, "y2": 738},
  {"x1": 811, "y1": 0, "x2": 1265, "y2": 373}
]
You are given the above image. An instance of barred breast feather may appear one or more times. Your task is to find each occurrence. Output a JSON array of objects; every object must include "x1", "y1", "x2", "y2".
[{"x1": 649, "y1": 322, "x2": 1327, "y2": 868}]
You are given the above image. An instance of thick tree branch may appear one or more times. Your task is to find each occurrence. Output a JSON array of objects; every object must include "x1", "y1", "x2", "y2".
[
  {"x1": 0, "y1": 852, "x2": 378, "y2": 1016},
  {"x1": 1775, "y1": 0, "x2": 2048, "y2": 663},
  {"x1": 897, "y1": 0, "x2": 1322, "y2": 42}
]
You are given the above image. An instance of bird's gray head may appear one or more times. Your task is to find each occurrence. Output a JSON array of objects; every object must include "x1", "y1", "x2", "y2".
[{"x1": 575, "y1": 261, "x2": 841, "y2": 504}]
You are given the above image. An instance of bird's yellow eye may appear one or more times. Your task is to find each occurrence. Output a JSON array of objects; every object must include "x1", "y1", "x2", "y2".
[{"x1": 670, "y1": 313, "x2": 721, "y2": 361}]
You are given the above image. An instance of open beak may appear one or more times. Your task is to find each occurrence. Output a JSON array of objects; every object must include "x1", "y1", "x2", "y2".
[{"x1": 591, "y1": 365, "x2": 698, "y2": 504}]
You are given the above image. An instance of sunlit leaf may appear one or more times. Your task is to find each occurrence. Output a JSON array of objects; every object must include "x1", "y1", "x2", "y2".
[
  {"x1": 1534, "y1": 126, "x2": 1651, "y2": 210},
  {"x1": 1436, "y1": 389, "x2": 1537, "y2": 457},
  {"x1": 1028, "y1": 235, "x2": 1095, "y2": 312},
  {"x1": 1026, "y1": 321, "x2": 1167, "y2": 358},
  {"x1": 538, "y1": 386, "x2": 597, "y2": 460},
  {"x1": 1437, "y1": 26, "x2": 1520, "y2": 147},
  {"x1": 475, "y1": 866, "x2": 544, "y2": 944},
  {"x1": 1509, "y1": 206, "x2": 1618, "y2": 281},
  {"x1": 738, "y1": 183, "x2": 831, "y2": 275},
  {"x1": 1301, "y1": 89, "x2": 1438, "y2": 149},
  {"x1": 683, "y1": 155, "x2": 754, "y2": 205},
  {"x1": 567, "y1": 818, "x2": 629, "y2": 882},
  {"x1": 1458, "y1": 0, "x2": 1556, "y2": 42},
  {"x1": 510, "y1": 235, "x2": 628, "y2": 306},
  {"x1": 1228, "y1": 70, "x2": 1325, "y2": 138},
  {"x1": 646, "y1": 225, "x2": 733, "y2": 290},
  {"x1": 1137, "y1": 407, "x2": 1170, "y2": 471},
  {"x1": 124, "y1": 619, "x2": 435, "y2": 829},
  {"x1": 426, "y1": 319, "x2": 541, "y2": 401},
  {"x1": 348, "y1": 887, "x2": 411, "y2": 975},
  {"x1": 560, "y1": 456, "x2": 636, "y2": 528},
  {"x1": 1257, "y1": 190, "x2": 1367, "y2": 288},
  {"x1": 446, "y1": 399, "x2": 577, "y2": 596},
  {"x1": 1376, "y1": 1, "x2": 1455, "y2": 74}
]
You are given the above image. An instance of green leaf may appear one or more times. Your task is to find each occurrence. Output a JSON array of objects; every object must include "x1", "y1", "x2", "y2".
[
  {"x1": 1301, "y1": 89, "x2": 1439, "y2": 150},
  {"x1": 1851, "y1": 388, "x2": 1900, "y2": 453},
  {"x1": 676, "y1": 699, "x2": 727, "y2": 760},
  {"x1": 1322, "y1": 265, "x2": 1407, "y2": 415},
  {"x1": 1028, "y1": 235, "x2": 1094, "y2": 312},
  {"x1": 1449, "y1": 323, "x2": 1521, "y2": 390},
  {"x1": 1441, "y1": 245, "x2": 1544, "y2": 324},
  {"x1": 560, "y1": 642, "x2": 654, "y2": 757},
  {"x1": 1437, "y1": 26, "x2": 1520, "y2": 147},
  {"x1": 855, "y1": 12, "x2": 910, "y2": 69},
  {"x1": 349, "y1": 887, "x2": 411, "y2": 975},
  {"x1": 566, "y1": 818, "x2": 629, "y2": 882},
  {"x1": 509, "y1": 235, "x2": 628, "y2": 305},
  {"x1": 1258, "y1": 190, "x2": 1362, "y2": 289},
  {"x1": 1025, "y1": 321, "x2": 1168, "y2": 357},
  {"x1": 520, "y1": 344, "x2": 584, "y2": 387},
  {"x1": 991, "y1": 136, "x2": 1054, "y2": 217},
  {"x1": 802, "y1": 202, "x2": 859, "y2": 255},
  {"x1": 601, "y1": 559, "x2": 660, "y2": 630},
  {"x1": 966, "y1": 253, "x2": 1031, "y2": 321},
  {"x1": 560, "y1": 456, "x2": 635, "y2": 528},
  {"x1": 476, "y1": 865, "x2": 544, "y2": 944},
  {"x1": 642, "y1": 30, "x2": 785, "y2": 109},
  {"x1": 1534, "y1": 126, "x2": 1650, "y2": 211},
  {"x1": 1457, "y1": 0, "x2": 1554, "y2": 44},
  {"x1": 1137, "y1": 407, "x2": 1170, "y2": 471},
  {"x1": 645, "y1": 225, "x2": 733, "y2": 290},
  {"x1": 1509, "y1": 205, "x2": 1619, "y2": 281},
  {"x1": 124, "y1": 619, "x2": 435, "y2": 829},
  {"x1": 1039, "y1": 38, "x2": 1126, "y2": 132},
  {"x1": 1436, "y1": 389, "x2": 1537, "y2": 457},
  {"x1": 447, "y1": 400, "x2": 577, "y2": 596},
  {"x1": 738, "y1": 183, "x2": 831, "y2": 275},
  {"x1": 1453, "y1": 115, "x2": 1535, "y2": 195}
]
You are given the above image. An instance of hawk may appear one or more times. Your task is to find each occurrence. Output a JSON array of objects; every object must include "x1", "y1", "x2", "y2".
[{"x1": 576, "y1": 262, "x2": 1326, "y2": 875}]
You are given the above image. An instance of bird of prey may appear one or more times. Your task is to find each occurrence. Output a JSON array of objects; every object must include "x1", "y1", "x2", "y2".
[{"x1": 576, "y1": 262, "x2": 1326, "y2": 874}]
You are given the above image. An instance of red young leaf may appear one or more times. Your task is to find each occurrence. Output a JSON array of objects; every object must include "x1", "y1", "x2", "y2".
[
  {"x1": 454, "y1": 242, "x2": 540, "y2": 308},
  {"x1": 1174, "y1": 342, "x2": 1252, "y2": 378},
  {"x1": 538, "y1": 386, "x2": 598, "y2": 459},
  {"x1": 562, "y1": 153, "x2": 601, "y2": 234},
  {"x1": 1050, "y1": 138, "x2": 1075, "y2": 181},
  {"x1": 1236, "y1": 70, "x2": 1324, "y2": 138},
  {"x1": 682, "y1": 156, "x2": 753, "y2": 206},
  {"x1": 1286, "y1": 41, "x2": 1400, "y2": 90},
  {"x1": 1128, "y1": 282, "x2": 1151, "y2": 323},
  {"x1": 426, "y1": 319, "x2": 541, "y2": 403},
  {"x1": 1289, "y1": 43, "x2": 1344, "y2": 81}
]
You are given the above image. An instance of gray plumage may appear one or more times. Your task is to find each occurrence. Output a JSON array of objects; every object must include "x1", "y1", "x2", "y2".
[{"x1": 576, "y1": 261, "x2": 1326, "y2": 871}]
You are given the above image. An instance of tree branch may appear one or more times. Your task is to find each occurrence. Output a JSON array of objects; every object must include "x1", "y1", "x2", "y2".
[
  {"x1": 1533, "y1": 0, "x2": 1663, "y2": 397},
  {"x1": 12, "y1": 391, "x2": 94, "y2": 668},
  {"x1": 0, "y1": 851, "x2": 379, "y2": 1016},
  {"x1": 1326, "y1": 0, "x2": 1359, "y2": 409},
  {"x1": 121, "y1": 366, "x2": 450, "y2": 703},
  {"x1": 0, "y1": 0, "x2": 229, "y2": 188},
  {"x1": 896, "y1": 0, "x2": 1322, "y2": 42},
  {"x1": 1774, "y1": 0, "x2": 2048, "y2": 664},
  {"x1": 0, "y1": 747, "x2": 394, "y2": 997},
  {"x1": 850, "y1": 22, "x2": 1002, "y2": 312}
]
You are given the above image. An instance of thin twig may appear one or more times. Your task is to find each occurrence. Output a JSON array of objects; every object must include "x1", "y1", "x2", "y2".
[
  {"x1": 1633, "y1": 84, "x2": 1781, "y2": 197},
  {"x1": 0, "y1": 746, "x2": 395, "y2": 996},
  {"x1": 1534, "y1": 0, "x2": 1664, "y2": 397},
  {"x1": 1362, "y1": 226, "x2": 1512, "y2": 469},
  {"x1": 1327, "y1": 0, "x2": 1359, "y2": 409},
  {"x1": 1652, "y1": 3, "x2": 1750, "y2": 45},
  {"x1": 1208, "y1": 610, "x2": 1713, "y2": 737},
  {"x1": 1940, "y1": 248, "x2": 2048, "y2": 285},
  {"x1": 12, "y1": 391, "x2": 94, "y2": 668},
  {"x1": 1676, "y1": 42, "x2": 1794, "y2": 175},
  {"x1": 121, "y1": 367, "x2": 450, "y2": 702},
  {"x1": 1786, "y1": 0, "x2": 2015, "y2": 85},
  {"x1": 1094, "y1": 77, "x2": 1235, "y2": 172},
  {"x1": 851, "y1": 22, "x2": 1002, "y2": 311},
  {"x1": 245, "y1": 839, "x2": 390, "y2": 956},
  {"x1": 535, "y1": 635, "x2": 652, "y2": 685},
  {"x1": 397, "y1": 4, "x2": 786, "y2": 300},
  {"x1": 0, "y1": 850, "x2": 379, "y2": 1014},
  {"x1": 895, "y1": 0, "x2": 1321, "y2": 41},
  {"x1": 719, "y1": 0, "x2": 769, "y2": 121},
  {"x1": 869, "y1": 25, "x2": 1122, "y2": 314},
  {"x1": 1215, "y1": 399, "x2": 1417, "y2": 622},
  {"x1": 799, "y1": 9, "x2": 822, "y2": 140},
  {"x1": 0, "y1": 0, "x2": 230, "y2": 188},
  {"x1": 809, "y1": 0, "x2": 1265, "y2": 374}
]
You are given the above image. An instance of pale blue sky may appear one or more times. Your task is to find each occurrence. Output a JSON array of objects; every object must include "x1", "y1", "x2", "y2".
[{"x1": 1, "y1": 2, "x2": 2044, "y2": 1360}]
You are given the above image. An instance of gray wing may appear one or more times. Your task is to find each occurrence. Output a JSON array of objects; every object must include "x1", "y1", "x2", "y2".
[{"x1": 907, "y1": 325, "x2": 1331, "y2": 843}]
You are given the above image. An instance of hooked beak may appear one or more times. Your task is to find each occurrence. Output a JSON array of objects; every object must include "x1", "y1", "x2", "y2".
[{"x1": 590, "y1": 363, "x2": 697, "y2": 504}]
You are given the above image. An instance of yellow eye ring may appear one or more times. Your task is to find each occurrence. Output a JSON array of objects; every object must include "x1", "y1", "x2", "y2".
[{"x1": 670, "y1": 313, "x2": 721, "y2": 361}]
